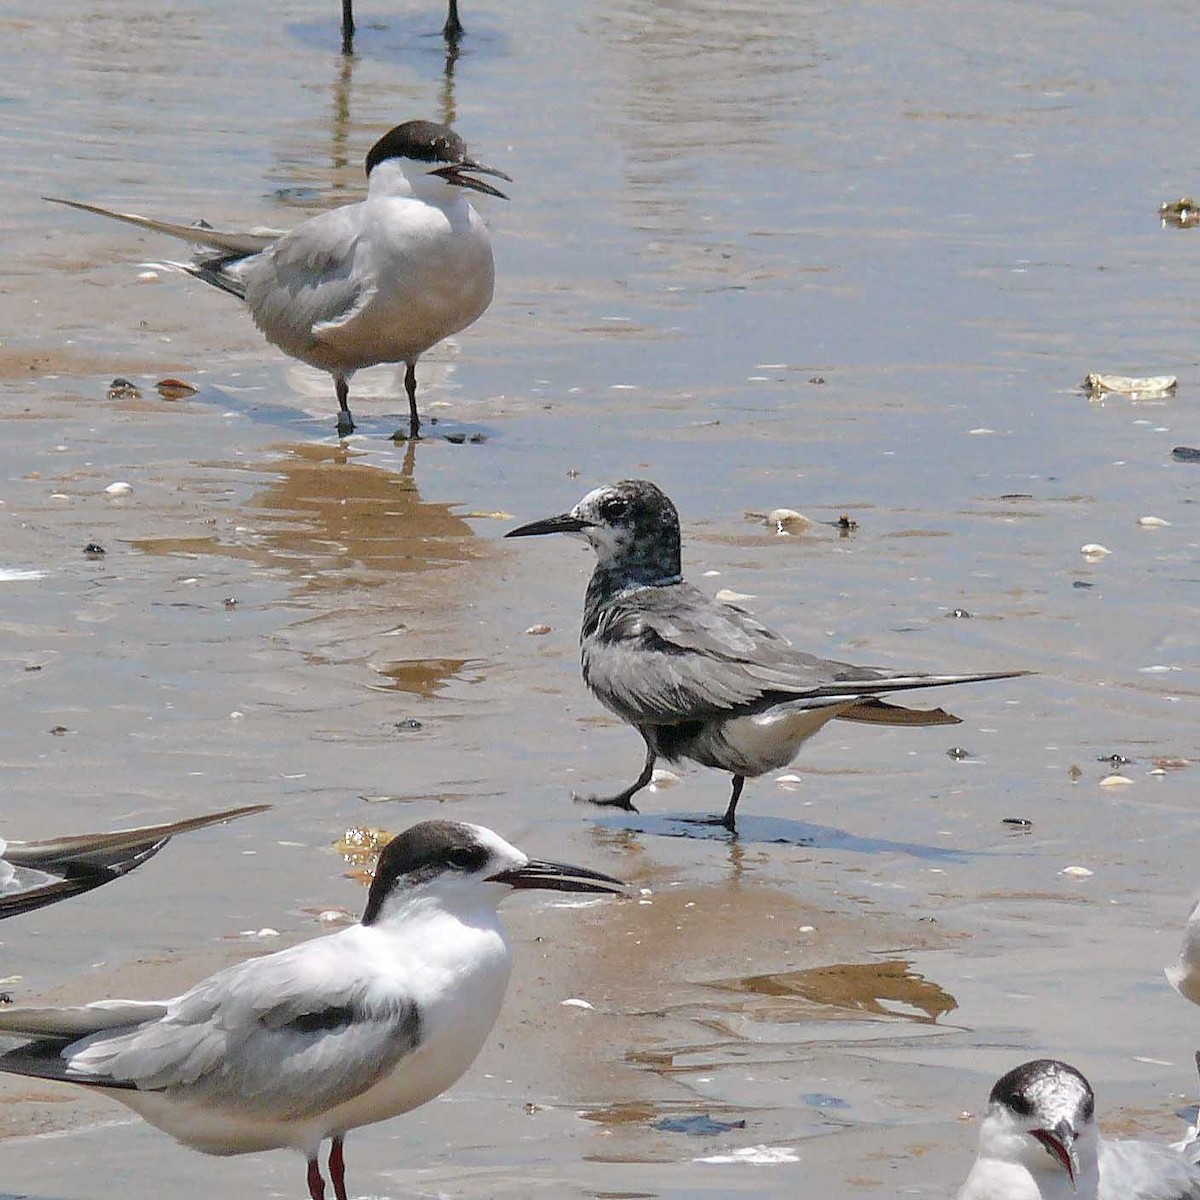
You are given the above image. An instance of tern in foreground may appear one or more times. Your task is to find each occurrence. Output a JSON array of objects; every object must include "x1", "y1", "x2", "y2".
[
  {"x1": 0, "y1": 820, "x2": 623, "y2": 1200},
  {"x1": 0, "y1": 804, "x2": 268, "y2": 919},
  {"x1": 506, "y1": 479, "x2": 1027, "y2": 831},
  {"x1": 47, "y1": 119, "x2": 509, "y2": 439},
  {"x1": 958, "y1": 1058, "x2": 1200, "y2": 1199}
]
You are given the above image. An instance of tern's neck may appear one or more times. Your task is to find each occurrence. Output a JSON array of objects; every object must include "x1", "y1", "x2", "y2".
[
  {"x1": 366, "y1": 158, "x2": 467, "y2": 212},
  {"x1": 366, "y1": 887, "x2": 506, "y2": 933},
  {"x1": 583, "y1": 553, "x2": 682, "y2": 629}
]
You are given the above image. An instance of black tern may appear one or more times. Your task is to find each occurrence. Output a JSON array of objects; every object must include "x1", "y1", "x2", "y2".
[
  {"x1": 0, "y1": 820, "x2": 623, "y2": 1200},
  {"x1": 47, "y1": 119, "x2": 509, "y2": 440},
  {"x1": 506, "y1": 479, "x2": 1027, "y2": 831},
  {"x1": 958, "y1": 1058, "x2": 1200, "y2": 1199},
  {"x1": 0, "y1": 804, "x2": 268, "y2": 919}
]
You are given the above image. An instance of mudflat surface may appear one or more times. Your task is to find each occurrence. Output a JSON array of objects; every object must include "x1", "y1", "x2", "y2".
[{"x1": 1, "y1": 1, "x2": 1200, "y2": 1196}]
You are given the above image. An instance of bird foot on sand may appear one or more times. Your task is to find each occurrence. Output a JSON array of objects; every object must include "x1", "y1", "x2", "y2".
[{"x1": 572, "y1": 791, "x2": 639, "y2": 812}]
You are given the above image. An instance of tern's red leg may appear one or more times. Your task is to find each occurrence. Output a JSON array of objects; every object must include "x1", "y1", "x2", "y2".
[
  {"x1": 307, "y1": 1157, "x2": 326, "y2": 1200},
  {"x1": 329, "y1": 1135, "x2": 348, "y2": 1200}
]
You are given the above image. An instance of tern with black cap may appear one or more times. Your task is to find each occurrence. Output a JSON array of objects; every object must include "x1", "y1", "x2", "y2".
[
  {"x1": 0, "y1": 820, "x2": 623, "y2": 1200},
  {"x1": 507, "y1": 479, "x2": 1027, "y2": 831},
  {"x1": 47, "y1": 119, "x2": 509, "y2": 439},
  {"x1": 959, "y1": 1058, "x2": 1200, "y2": 1198}
]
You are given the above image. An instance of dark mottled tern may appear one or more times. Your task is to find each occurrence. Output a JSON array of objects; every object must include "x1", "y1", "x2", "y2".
[
  {"x1": 507, "y1": 479, "x2": 1027, "y2": 831},
  {"x1": 0, "y1": 820, "x2": 622, "y2": 1200},
  {"x1": 47, "y1": 119, "x2": 508, "y2": 440},
  {"x1": 958, "y1": 1058, "x2": 1200, "y2": 1199},
  {"x1": 1, "y1": 804, "x2": 268, "y2": 920}
]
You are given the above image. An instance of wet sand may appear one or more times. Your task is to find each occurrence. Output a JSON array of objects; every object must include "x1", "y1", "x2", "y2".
[{"x1": 2, "y1": 0, "x2": 1200, "y2": 1196}]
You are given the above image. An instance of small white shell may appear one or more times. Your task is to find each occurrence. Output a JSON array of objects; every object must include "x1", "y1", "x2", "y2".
[
  {"x1": 1099, "y1": 774, "x2": 1133, "y2": 787},
  {"x1": 1060, "y1": 866, "x2": 1094, "y2": 877},
  {"x1": 1137, "y1": 516, "x2": 1171, "y2": 527},
  {"x1": 767, "y1": 508, "x2": 814, "y2": 533},
  {"x1": 104, "y1": 481, "x2": 133, "y2": 496},
  {"x1": 1080, "y1": 543, "x2": 1111, "y2": 557},
  {"x1": 561, "y1": 997, "x2": 594, "y2": 1010}
]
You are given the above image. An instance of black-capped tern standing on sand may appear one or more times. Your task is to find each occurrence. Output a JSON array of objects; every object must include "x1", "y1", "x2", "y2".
[
  {"x1": 0, "y1": 804, "x2": 268, "y2": 919},
  {"x1": 0, "y1": 820, "x2": 623, "y2": 1200},
  {"x1": 47, "y1": 119, "x2": 509, "y2": 440},
  {"x1": 506, "y1": 479, "x2": 1027, "y2": 832},
  {"x1": 958, "y1": 1058, "x2": 1200, "y2": 1199}
]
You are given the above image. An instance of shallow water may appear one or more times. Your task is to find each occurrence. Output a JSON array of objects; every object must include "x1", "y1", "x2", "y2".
[{"x1": 1, "y1": 0, "x2": 1200, "y2": 1195}]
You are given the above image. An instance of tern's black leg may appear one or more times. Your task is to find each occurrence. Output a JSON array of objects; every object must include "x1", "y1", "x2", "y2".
[
  {"x1": 335, "y1": 377, "x2": 355, "y2": 437},
  {"x1": 329, "y1": 1135, "x2": 348, "y2": 1200},
  {"x1": 443, "y1": 0, "x2": 464, "y2": 40},
  {"x1": 578, "y1": 736, "x2": 655, "y2": 811},
  {"x1": 307, "y1": 1157, "x2": 326, "y2": 1200},
  {"x1": 682, "y1": 775, "x2": 745, "y2": 833},
  {"x1": 340, "y1": 0, "x2": 354, "y2": 54},
  {"x1": 404, "y1": 361, "x2": 421, "y2": 438},
  {"x1": 719, "y1": 775, "x2": 745, "y2": 832}
]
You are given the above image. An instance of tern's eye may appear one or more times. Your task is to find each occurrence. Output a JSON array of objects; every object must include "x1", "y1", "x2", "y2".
[
  {"x1": 599, "y1": 496, "x2": 630, "y2": 520},
  {"x1": 444, "y1": 846, "x2": 486, "y2": 871}
]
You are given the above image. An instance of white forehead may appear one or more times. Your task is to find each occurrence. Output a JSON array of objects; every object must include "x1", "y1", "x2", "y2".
[
  {"x1": 573, "y1": 486, "x2": 616, "y2": 518},
  {"x1": 463, "y1": 823, "x2": 525, "y2": 867}
]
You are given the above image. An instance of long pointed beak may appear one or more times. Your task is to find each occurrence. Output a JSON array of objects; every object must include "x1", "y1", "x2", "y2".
[
  {"x1": 505, "y1": 513, "x2": 591, "y2": 538},
  {"x1": 1031, "y1": 1122, "x2": 1079, "y2": 1188},
  {"x1": 488, "y1": 858, "x2": 625, "y2": 894},
  {"x1": 433, "y1": 159, "x2": 512, "y2": 199}
]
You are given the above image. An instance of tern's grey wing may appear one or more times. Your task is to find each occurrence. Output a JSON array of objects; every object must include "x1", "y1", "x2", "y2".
[
  {"x1": 4, "y1": 804, "x2": 270, "y2": 871},
  {"x1": 1100, "y1": 1137, "x2": 1200, "y2": 1200},
  {"x1": 61, "y1": 936, "x2": 422, "y2": 1121},
  {"x1": 239, "y1": 207, "x2": 376, "y2": 353},
  {"x1": 584, "y1": 583, "x2": 1024, "y2": 725},
  {"x1": 0, "y1": 805, "x2": 269, "y2": 920},
  {"x1": 44, "y1": 197, "x2": 280, "y2": 256},
  {"x1": 584, "y1": 583, "x2": 890, "y2": 724}
]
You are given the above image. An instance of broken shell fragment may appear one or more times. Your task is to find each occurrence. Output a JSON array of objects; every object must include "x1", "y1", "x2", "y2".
[
  {"x1": 1082, "y1": 373, "x2": 1177, "y2": 399},
  {"x1": 1160, "y1": 197, "x2": 1200, "y2": 228},
  {"x1": 766, "y1": 508, "x2": 815, "y2": 535},
  {"x1": 106, "y1": 377, "x2": 141, "y2": 400},
  {"x1": 1137, "y1": 516, "x2": 1171, "y2": 527},
  {"x1": 156, "y1": 377, "x2": 198, "y2": 400}
]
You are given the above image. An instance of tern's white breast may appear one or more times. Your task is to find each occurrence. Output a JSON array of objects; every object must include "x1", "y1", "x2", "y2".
[
  {"x1": 106, "y1": 906, "x2": 513, "y2": 1158},
  {"x1": 245, "y1": 191, "x2": 495, "y2": 376}
]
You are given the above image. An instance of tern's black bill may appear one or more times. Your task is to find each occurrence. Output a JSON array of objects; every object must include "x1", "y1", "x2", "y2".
[
  {"x1": 505, "y1": 513, "x2": 591, "y2": 538},
  {"x1": 1030, "y1": 1124, "x2": 1078, "y2": 1186},
  {"x1": 489, "y1": 859, "x2": 625, "y2": 894},
  {"x1": 433, "y1": 160, "x2": 512, "y2": 200}
]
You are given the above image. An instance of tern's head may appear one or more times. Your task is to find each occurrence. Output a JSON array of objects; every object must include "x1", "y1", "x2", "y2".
[
  {"x1": 505, "y1": 480, "x2": 683, "y2": 587},
  {"x1": 361, "y1": 820, "x2": 624, "y2": 925},
  {"x1": 365, "y1": 120, "x2": 511, "y2": 203},
  {"x1": 975, "y1": 1059, "x2": 1098, "y2": 1190}
]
